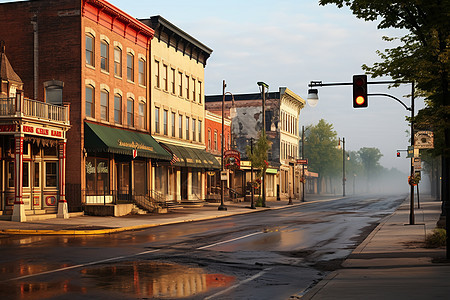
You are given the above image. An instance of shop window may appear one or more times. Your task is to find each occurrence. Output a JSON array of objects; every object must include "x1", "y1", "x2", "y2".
[
  {"x1": 7, "y1": 162, "x2": 14, "y2": 188},
  {"x1": 34, "y1": 162, "x2": 40, "y2": 188},
  {"x1": 45, "y1": 162, "x2": 57, "y2": 187},
  {"x1": 85, "y1": 34, "x2": 94, "y2": 67},
  {"x1": 127, "y1": 52, "x2": 134, "y2": 82},
  {"x1": 155, "y1": 166, "x2": 168, "y2": 195},
  {"x1": 101, "y1": 41, "x2": 109, "y2": 72},
  {"x1": 44, "y1": 145, "x2": 57, "y2": 157},
  {"x1": 23, "y1": 162, "x2": 30, "y2": 188},
  {"x1": 85, "y1": 157, "x2": 109, "y2": 195}
]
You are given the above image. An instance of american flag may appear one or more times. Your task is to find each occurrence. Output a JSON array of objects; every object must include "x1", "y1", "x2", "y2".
[{"x1": 170, "y1": 154, "x2": 179, "y2": 165}]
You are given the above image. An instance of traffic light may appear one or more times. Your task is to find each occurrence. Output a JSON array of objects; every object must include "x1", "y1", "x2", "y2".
[
  {"x1": 353, "y1": 74, "x2": 368, "y2": 108},
  {"x1": 397, "y1": 151, "x2": 400, "y2": 157}
]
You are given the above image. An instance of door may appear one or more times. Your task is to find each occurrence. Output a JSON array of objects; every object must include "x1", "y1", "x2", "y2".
[
  {"x1": 181, "y1": 168, "x2": 188, "y2": 200},
  {"x1": 116, "y1": 162, "x2": 130, "y2": 202},
  {"x1": 31, "y1": 161, "x2": 41, "y2": 210}
]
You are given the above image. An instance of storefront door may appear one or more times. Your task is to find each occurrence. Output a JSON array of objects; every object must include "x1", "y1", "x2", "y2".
[
  {"x1": 116, "y1": 162, "x2": 130, "y2": 201},
  {"x1": 181, "y1": 168, "x2": 188, "y2": 200}
]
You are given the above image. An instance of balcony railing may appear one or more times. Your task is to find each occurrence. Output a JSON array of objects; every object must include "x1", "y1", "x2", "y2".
[{"x1": 0, "y1": 95, "x2": 70, "y2": 124}]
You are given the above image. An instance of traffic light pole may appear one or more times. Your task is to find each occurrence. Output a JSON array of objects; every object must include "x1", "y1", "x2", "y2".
[{"x1": 308, "y1": 79, "x2": 416, "y2": 225}]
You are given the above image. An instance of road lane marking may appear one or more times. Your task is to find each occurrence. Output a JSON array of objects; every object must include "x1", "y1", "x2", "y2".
[
  {"x1": 3, "y1": 249, "x2": 160, "y2": 282},
  {"x1": 204, "y1": 267, "x2": 273, "y2": 299},
  {"x1": 197, "y1": 231, "x2": 264, "y2": 250}
]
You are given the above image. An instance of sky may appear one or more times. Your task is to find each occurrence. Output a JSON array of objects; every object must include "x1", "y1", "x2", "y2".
[{"x1": 1, "y1": 0, "x2": 425, "y2": 173}]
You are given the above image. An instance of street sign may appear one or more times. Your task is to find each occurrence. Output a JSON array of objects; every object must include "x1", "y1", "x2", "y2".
[
  {"x1": 414, "y1": 131, "x2": 434, "y2": 149},
  {"x1": 413, "y1": 157, "x2": 422, "y2": 170},
  {"x1": 296, "y1": 159, "x2": 308, "y2": 165}
]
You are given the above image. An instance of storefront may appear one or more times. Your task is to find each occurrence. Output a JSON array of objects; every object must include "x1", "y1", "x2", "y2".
[
  {"x1": 159, "y1": 143, "x2": 221, "y2": 202},
  {"x1": 83, "y1": 122, "x2": 172, "y2": 206},
  {"x1": 0, "y1": 95, "x2": 70, "y2": 222}
]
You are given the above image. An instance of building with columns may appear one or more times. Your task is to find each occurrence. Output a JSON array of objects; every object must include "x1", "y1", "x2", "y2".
[{"x1": 0, "y1": 43, "x2": 71, "y2": 221}]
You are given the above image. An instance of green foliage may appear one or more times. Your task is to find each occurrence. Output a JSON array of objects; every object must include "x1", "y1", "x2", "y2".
[
  {"x1": 320, "y1": 0, "x2": 450, "y2": 157},
  {"x1": 425, "y1": 228, "x2": 446, "y2": 248},
  {"x1": 246, "y1": 131, "x2": 271, "y2": 179},
  {"x1": 255, "y1": 196, "x2": 263, "y2": 207}
]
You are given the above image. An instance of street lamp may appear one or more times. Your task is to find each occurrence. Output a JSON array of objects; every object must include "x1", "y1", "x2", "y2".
[
  {"x1": 338, "y1": 137, "x2": 347, "y2": 197},
  {"x1": 257, "y1": 81, "x2": 268, "y2": 207},
  {"x1": 307, "y1": 88, "x2": 319, "y2": 107},
  {"x1": 219, "y1": 80, "x2": 235, "y2": 211}
]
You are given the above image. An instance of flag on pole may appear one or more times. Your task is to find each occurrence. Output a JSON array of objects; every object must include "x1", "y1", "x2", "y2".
[{"x1": 170, "y1": 154, "x2": 179, "y2": 165}]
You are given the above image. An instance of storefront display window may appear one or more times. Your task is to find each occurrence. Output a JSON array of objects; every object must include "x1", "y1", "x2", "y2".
[
  {"x1": 155, "y1": 166, "x2": 168, "y2": 195},
  {"x1": 86, "y1": 157, "x2": 109, "y2": 195},
  {"x1": 45, "y1": 162, "x2": 57, "y2": 187}
]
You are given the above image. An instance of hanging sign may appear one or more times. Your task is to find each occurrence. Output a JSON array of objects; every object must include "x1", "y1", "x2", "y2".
[{"x1": 414, "y1": 131, "x2": 434, "y2": 149}]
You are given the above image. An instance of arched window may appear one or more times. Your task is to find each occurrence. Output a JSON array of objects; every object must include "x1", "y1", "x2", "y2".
[
  {"x1": 114, "y1": 94, "x2": 122, "y2": 124},
  {"x1": 85, "y1": 34, "x2": 95, "y2": 66},
  {"x1": 100, "y1": 89, "x2": 109, "y2": 121},
  {"x1": 127, "y1": 52, "x2": 134, "y2": 82},
  {"x1": 100, "y1": 40, "x2": 109, "y2": 72},
  {"x1": 127, "y1": 98, "x2": 134, "y2": 127},
  {"x1": 114, "y1": 46, "x2": 122, "y2": 77}
]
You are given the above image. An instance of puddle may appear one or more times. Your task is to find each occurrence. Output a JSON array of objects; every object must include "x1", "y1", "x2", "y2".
[{"x1": 82, "y1": 261, "x2": 236, "y2": 298}]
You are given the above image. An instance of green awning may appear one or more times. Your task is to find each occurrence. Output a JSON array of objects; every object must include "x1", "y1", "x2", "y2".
[
  {"x1": 84, "y1": 122, "x2": 171, "y2": 160},
  {"x1": 161, "y1": 143, "x2": 221, "y2": 169}
]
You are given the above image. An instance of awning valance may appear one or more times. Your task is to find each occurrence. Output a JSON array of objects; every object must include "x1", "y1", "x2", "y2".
[
  {"x1": 84, "y1": 122, "x2": 171, "y2": 160},
  {"x1": 161, "y1": 143, "x2": 221, "y2": 169}
]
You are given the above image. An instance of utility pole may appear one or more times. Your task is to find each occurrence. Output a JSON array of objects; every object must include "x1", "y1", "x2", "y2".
[
  {"x1": 258, "y1": 82, "x2": 268, "y2": 207},
  {"x1": 302, "y1": 126, "x2": 305, "y2": 202}
]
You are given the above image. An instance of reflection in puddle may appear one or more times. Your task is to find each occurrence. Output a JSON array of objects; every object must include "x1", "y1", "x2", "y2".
[{"x1": 82, "y1": 261, "x2": 235, "y2": 298}]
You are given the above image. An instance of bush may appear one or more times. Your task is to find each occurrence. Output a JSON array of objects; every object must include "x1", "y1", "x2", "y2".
[
  {"x1": 425, "y1": 228, "x2": 446, "y2": 248},
  {"x1": 255, "y1": 196, "x2": 263, "y2": 207}
]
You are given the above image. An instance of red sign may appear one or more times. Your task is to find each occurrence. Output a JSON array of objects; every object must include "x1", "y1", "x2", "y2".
[
  {"x1": 0, "y1": 124, "x2": 16, "y2": 132},
  {"x1": 296, "y1": 159, "x2": 308, "y2": 165},
  {"x1": 224, "y1": 150, "x2": 241, "y2": 169},
  {"x1": 22, "y1": 124, "x2": 64, "y2": 139}
]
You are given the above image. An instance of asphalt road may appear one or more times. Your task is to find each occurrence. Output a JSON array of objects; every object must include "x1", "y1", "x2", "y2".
[{"x1": 0, "y1": 194, "x2": 405, "y2": 300}]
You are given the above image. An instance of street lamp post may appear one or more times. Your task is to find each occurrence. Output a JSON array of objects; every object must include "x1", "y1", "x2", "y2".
[
  {"x1": 338, "y1": 137, "x2": 346, "y2": 197},
  {"x1": 257, "y1": 81, "x2": 268, "y2": 207},
  {"x1": 250, "y1": 137, "x2": 255, "y2": 209},
  {"x1": 218, "y1": 80, "x2": 235, "y2": 211}
]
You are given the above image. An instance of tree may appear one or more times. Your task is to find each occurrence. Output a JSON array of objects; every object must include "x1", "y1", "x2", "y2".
[
  {"x1": 246, "y1": 131, "x2": 270, "y2": 179},
  {"x1": 305, "y1": 119, "x2": 340, "y2": 194},
  {"x1": 358, "y1": 147, "x2": 383, "y2": 192}
]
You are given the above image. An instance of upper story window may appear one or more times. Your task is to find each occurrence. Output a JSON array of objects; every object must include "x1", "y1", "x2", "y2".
[
  {"x1": 162, "y1": 64, "x2": 168, "y2": 91},
  {"x1": 192, "y1": 119, "x2": 196, "y2": 142},
  {"x1": 85, "y1": 85, "x2": 94, "y2": 118},
  {"x1": 100, "y1": 41, "x2": 109, "y2": 72},
  {"x1": 138, "y1": 101, "x2": 146, "y2": 129},
  {"x1": 127, "y1": 98, "x2": 134, "y2": 127},
  {"x1": 155, "y1": 107, "x2": 160, "y2": 134},
  {"x1": 178, "y1": 72, "x2": 183, "y2": 97},
  {"x1": 178, "y1": 114, "x2": 183, "y2": 138},
  {"x1": 114, "y1": 94, "x2": 122, "y2": 124},
  {"x1": 127, "y1": 53, "x2": 134, "y2": 82},
  {"x1": 138, "y1": 58, "x2": 146, "y2": 86},
  {"x1": 185, "y1": 116, "x2": 190, "y2": 140},
  {"x1": 154, "y1": 60, "x2": 160, "y2": 88},
  {"x1": 163, "y1": 110, "x2": 168, "y2": 135},
  {"x1": 192, "y1": 78, "x2": 196, "y2": 101},
  {"x1": 85, "y1": 34, "x2": 95, "y2": 67},
  {"x1": 207, "y1": 129, "x2": 211, "y2": 150},
  {"x1": 114, "y1": 47, "x2": 122, "y2": 77},
  {"x1": 100, "y1": 89, "x2": 109, "y2": 121},
  {"x1": 185, "y1": 75, "x2": 190, "y2": 100},
  {"x1": 44, "y1": 80, "x2": 63, "y2": 105},
  {"x1": 198, "y1": 120, "x2": 202, "y2": 143},
  {"x1": 214, "y1": 131, "x2": 218, "y2": 151},
  {"x1": 198, "y1": 81, "x2": 202, "y2": 104},
  {"x1": 171, "y1": 68, "x2": 176, "y2": 94},
  {"x1": 171, "y1": 112, "x2": 176, "y2": 137}
]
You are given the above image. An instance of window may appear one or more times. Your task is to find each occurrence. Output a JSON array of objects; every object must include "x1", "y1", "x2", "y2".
[
  {"x1": 162, "y1": 64, "x2": 168, "y2": 91},
  {"x1": 154, "y1": 60, "x2": 160, "y2": 88},
  {"x1": 127, "y1": 98, "x2": 134, "y2": 127},
  {"x1": 100, "y1": 90, "x2": 109, "y2": 121},
  {"x1": 138, "y1": 58, "x2": 146, "y2": 86},
  {"x1": 214, "y1": 131, "x2": 218, "y2": 151},
  {"x1": 171, "y1": 68, "x2": 176, "y2": 94},
  {"x1": 85, "y1": 34, "x2": 94, "y2": 66},
  {"x1": 23, "y1": 162, "x2": 30, "y2": 188},
  {"x1": 138, "y1": 101, "x2": 146, "y2": 129},
  {"x1": 171, "y1": 112, "x2": 176, "y2": 137},
  {"x1": 207, "y1": 129, "x2": 211, "y2": 150},
  {"x1": 178, "y1": 115, "x2": 183, "y2": 138},
  {"x1": 198, "y1": 120, "x2": 202, "y2": 143},
  {"x1": 192, "y1": 119, "x2": 196, "y2": 142},
  {"x1": 44, "y1": 81, "x2": 63, "y2": 105},
  {"x1": 114, "y1": 47, "x2": 122, "y2": 77},
  {"x1": 34, "y1": 162, "x2": 40, "y2": 188},
  {"x1": 85, "y1": 85, "x2": 94, "y2": 118},
  {"x1": 198, "y1": 81, "x2": 202, "y2": 104},
  {"x1": 127, "y1": 53, "x2": 134, "y2": 82},
  {"x1": 178, "y1": 72, "x2": 183, "y2": 96},
  {"x1": 185, "y1": 116, "x2": 190, "y2": 140},
  {"x1": 100, "y1": 41, "x2": 109, "y2": 72},
  {"x1": 45, "y1": 162, "x2": 57, "y2": 187},
  {"x1": 192, "y1": 78, "x2": 196, "y2": 101},
  {"x1": 155, "y1": 107, "x2": 160, "y2": 133},
  {"x1": 163, "y1": 110, "x2": 168, "y2": 135},
  {"x1": 185, "y1": 75, "x2": 190, "y2": 99},
  {"x1": 114, "y1": 94, "x2": 122, "y2": 124}
]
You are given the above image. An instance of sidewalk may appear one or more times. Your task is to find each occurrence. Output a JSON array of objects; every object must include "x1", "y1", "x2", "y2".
[
  {"x1": 0, "y1": 195, "x2": 340, "y2": 235},
  {"x1": 300, "y1": 196, "x2": 450, "y2": 300}
]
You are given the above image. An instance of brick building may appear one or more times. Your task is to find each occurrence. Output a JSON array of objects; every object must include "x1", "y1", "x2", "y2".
[{"x1": 0, "y1": 0, "x2": 172, "y2": 215}]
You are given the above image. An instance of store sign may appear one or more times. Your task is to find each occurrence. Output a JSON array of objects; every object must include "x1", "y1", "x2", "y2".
[
  {"x1": 0, "y1": 124, "x2": 16, "y2": 133},
  {"x1": 118, "y1": 140, "x2": 153, "y2": 151},
  {"x1": 224, "y1": 149, "x2": 241, "y2": 170},
  {"x1": 22, "y1": 124, "x2": 64, "y2": 139}
]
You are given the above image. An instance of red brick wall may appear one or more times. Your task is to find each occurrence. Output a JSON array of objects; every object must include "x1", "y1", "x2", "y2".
[{"x1": 205, "y1": 114, "x2": 231, "y2": 156}]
